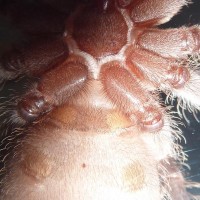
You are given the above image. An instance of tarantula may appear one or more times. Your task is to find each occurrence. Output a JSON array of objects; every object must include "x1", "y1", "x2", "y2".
[{"x1": 0, "y1": 0, "x2": 200, "y2": 199}]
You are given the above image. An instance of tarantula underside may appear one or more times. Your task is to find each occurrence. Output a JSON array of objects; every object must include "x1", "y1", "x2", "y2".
[{"x1": 0, "y1": 0, "x2": 200, "y2": 199}]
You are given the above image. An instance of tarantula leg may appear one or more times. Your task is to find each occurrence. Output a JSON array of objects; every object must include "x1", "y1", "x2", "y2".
[
  {"x1": 100, "y1": 62, "x2": 164, "y2": 132},
  {"x1": 0, "y1": 38, "x2": 68, "y2": 80},
  {"x1": 126, "y1": 48, "x2": 200, "y2": 111},
  {"x1": 167, "y1": 69, "x2": 200, "y2": 111},
  {"x1": 129, "y1": 0, "x2": 188, "y2": 26},
  {"x1": 17, "y1": 93, "x2": 53, "y2": 123},
  {"x1": 125, "y1": 48, "x2": 190, "y2": 89},
  {"x1": 137, "y1": 26, "x2": 200, "y2": 58},
  {"x1": 160, "y1": 159, "x2": 191, "y2": 200},
  {"x1": 167, "y1": 66, "x2": 190, "y2": 89},
  {"x1": 17, "y1": 56, "x2": 88, "y2": 123}
]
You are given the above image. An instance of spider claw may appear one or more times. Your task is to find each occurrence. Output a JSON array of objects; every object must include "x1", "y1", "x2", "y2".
[{"x1": 140, "y1": 110, "x2": 164, "y2": 132}]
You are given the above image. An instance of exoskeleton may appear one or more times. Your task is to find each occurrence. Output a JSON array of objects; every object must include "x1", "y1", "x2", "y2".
[{"x1": 0, "y1": 0, "x2": 200, "y2": 199}]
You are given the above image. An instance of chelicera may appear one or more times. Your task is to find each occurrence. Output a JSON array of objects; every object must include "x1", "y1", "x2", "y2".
[{"x1": 0, "y1": 0, "x2": 200, "y2": 199}]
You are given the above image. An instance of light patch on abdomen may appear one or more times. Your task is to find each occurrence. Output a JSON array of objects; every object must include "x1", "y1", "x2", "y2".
[
  {"x1": 21, "y1": 148, "x2": 54, "y2": 182},
  {"x1": 122, "y1": 162, "x2": 145, "y2": 192},
  {"x1": 106, "y1": 110, "x2": 132, "y2": 131}
]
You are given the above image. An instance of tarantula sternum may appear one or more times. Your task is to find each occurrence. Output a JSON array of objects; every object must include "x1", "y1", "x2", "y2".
[{"x1": 0, "y1": 0, "x2": 200, "y2": 199}]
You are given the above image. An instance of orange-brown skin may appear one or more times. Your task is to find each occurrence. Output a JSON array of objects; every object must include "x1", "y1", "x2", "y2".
[{"x1": 0, "y1": 0, "x2": 200, "y2": 199}]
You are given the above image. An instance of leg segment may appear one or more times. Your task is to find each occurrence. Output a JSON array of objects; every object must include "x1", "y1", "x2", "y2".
[
  {"x1": 125, "y1": 47, "x2": 190, "y2": 90},
  {"x1": 160, "y1": 159, "x2": 192, "y2": 200},
  {"x1": 126, "y1": 47, "x2": 200, "y2": 112},
  {"x1": 16, "y1": 55, "x2": 88, "y2": 124},
  {"x1": 129, "y1": 0, "x2": 188, "y2": 26},
  {"x1": 100, "y1": 61, "x2": 164, "y2": 132},
  {"x1": 136, "y1": 26, "x2": 200, "y2": 58},
  {"x1": 0, "y1": 38, "x2": 68, "y2": 81}
]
